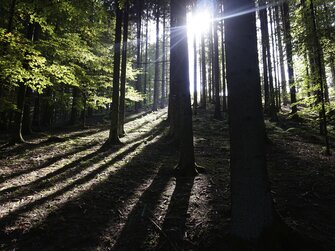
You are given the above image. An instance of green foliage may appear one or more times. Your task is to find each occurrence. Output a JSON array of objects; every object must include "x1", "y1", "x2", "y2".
[{"x1": 0, "y1": 0, "x2": 143, "y2": 120}]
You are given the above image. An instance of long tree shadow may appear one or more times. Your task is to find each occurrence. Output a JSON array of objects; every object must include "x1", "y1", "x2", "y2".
[
  {"x1": 0, "y1": 129, "x2": 172, "y2": 250},
  {"x1": 0, "y1": 110, "x2": 158, "y2": 160},
  {"x1": 0, "y1": 127, "x2": 107, "y2": 160},
  {"x1": 0, "y1": 118, "x2": 166, "y2": 205},
  {"x1": 156, "y1": 176, "x2": 195, "y2": 251},
  {"x1": 111, "y1": 162, "x2": 174, "y2": 251},
  {"x1": 0, "y1": 140, "x2": 100, "y2": 184}
]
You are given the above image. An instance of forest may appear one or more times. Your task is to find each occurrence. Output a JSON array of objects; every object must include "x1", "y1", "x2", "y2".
[{"x1": 0, "y1": 0, "x2": 334, "y2": 250}]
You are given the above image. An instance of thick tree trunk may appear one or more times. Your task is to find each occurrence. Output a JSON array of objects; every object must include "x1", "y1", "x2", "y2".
[
  {"x1": 171, "y1": 0, "x2": 196, "y2": 176},
  {"x1": 107, "y1": 1, "x2": 122, "y2": 145},
  {"x1": 119, "y1": 0, "x2": 129, "y2": 137},
  {"x1": 225, "y1": 0, "x2": 275, "y2": 241}
]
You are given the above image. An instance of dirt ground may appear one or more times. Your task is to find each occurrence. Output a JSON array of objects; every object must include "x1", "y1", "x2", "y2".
[{"x1": 0, "y1": 108, "x2": 334, "y2": 250}]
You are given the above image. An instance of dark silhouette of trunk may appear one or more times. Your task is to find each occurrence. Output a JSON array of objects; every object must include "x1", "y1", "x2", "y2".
[
  {"x1": 274, "y1": 5, "x2": 288, "y2": 106},
  {"x1": 106, "y1": 1, "x2": 122, "y2": 145},
  {"x1": 224, "y1": 0, "x2": 275, "y2": 241},
  {"x1": 269, "y1": 7, "x2": 280, "y2": 111},
  {"x1": 259, "y1": 4, "x2": 270, "y2": 114},
  {"x1": 210, "y1": 22, "x2": 215, "y2": 103},
  {"x1": 200, "y1": 33, "x2": 207, "y2": 109},
  {"x1": 171, "y1": 0, "x2": 196, "y2": 176},
  {"x1": 208, "y1": 34, "x2": 213, "y2": 103},
  {"x1": 161, "y1": 7, "x2": 167, "y2": 109},
  {"x1": 135, "y1": 0, "x2": 143, "y2": 111},
  {"x1": 153, "y1": 4, "x2": 160, "y2": 111},
  {"x1": 282, "y1": 2, "x2": 298, "y2": 115},
  {"x1": 193, "y1": 32, "x2": 198, "y2": 115},
  {"x1": 260, "y1": 3, "x2": 277, "y2": 120},
  {"x1": 213, "y1": 4, "x2": 222, "y2": 120},
  {"x1": 168, "y1": 0, "x2": 181, "y2": 143},
  {"x1": 119, "y1": 0, "x2": 129, "y2": 137},
  {"x1": 220, "y1": 17, "x2": 227, "y2": 112},
  {"x1": 143, "y1": 10, "x2": 149, "y2": 105}
]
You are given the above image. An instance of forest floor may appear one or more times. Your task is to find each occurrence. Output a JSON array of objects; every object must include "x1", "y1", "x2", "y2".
[{"x1": 0, "y1": 108, "x2": 335, "y2": 250}]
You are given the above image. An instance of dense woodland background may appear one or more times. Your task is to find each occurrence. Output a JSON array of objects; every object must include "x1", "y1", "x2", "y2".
[{"x1": 0, "y1": 0, "x2": 335, "y2": 250}]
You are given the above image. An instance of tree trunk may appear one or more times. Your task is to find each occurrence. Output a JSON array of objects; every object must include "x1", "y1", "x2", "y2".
[
  {"x1": 12, "y1": 83, "x2": 27, "y2": 143},
  {"x1": 135, "y1": 0, "x2": 143, "y2": 111},
  {"x1": 193, "y1": 31, "x2": 198, "y2": 115},
  {"x1": 213, "y1": 5, "x2": 222, "y2": 120},
  {"x1": 225, "y1": 0, "x2": 275, "y2": 241},
  {"x1": 269, "y1": 7, "x2": 280, "y2": 111},
  {"x1": 144, "y1": 9, "x2": 149, "y2": 105},
  {"x1": 107, "y1": 1, "x2": 122, "y2": 145},
  {"x1": 161, "y1": 7, "x2": 167, "y2": 109},
  {"x1": 200, "y1": 33, "x2": 207, "y2": 110},
  {"x1": 119, "y1": 0, "x2": 129, "y2": 137},
  {"x1": 220, "y1": 17, "x2": 227, "y2": 112},
  {"x1": 282, "y1": 2, "x2": 298, "y2": 115},
  {"x1": 171, "y1": 0, "x2": 196, "y2": 176},
  {"x1": 153, "y1": 4, "x2": 160, "y2": 112},
  {"x1": 274, "y1": 5, "x2": 288, "y2": 106},
  {"x1": 259, "y1": 3, "x2": 270, "y2": 114}
]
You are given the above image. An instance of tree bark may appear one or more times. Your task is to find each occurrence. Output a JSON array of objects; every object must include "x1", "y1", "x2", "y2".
[
  {"x1": 107, "y1": 1, "x2": 122, "y2": 145},
  {"x1": 171, "y1": 0, "x2": 196, "y2": 176},
  {"x1": 119, "y1": 0, "x2": 129, "y2": 137},
  {"x1": 225, "y1": 0, "x2": 275, "y2": 241}
]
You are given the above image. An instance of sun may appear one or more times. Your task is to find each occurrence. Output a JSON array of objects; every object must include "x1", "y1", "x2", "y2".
[{"x1": 187, "y1": 10, "x2": 211, "y2": 36}]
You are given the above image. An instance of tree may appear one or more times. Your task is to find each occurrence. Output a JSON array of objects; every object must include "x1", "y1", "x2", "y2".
[
  {"x1": 119, "y1": 0, "x2": 130, "y2": 137},
  {"x1": 152, "y1": 2, "x2": 160, "y2": 111},
  {"x1": 106, "y1": 0, "x2": 123, "y2": 145},
  {"x1": 170, "y1": 0, "x2": 197, "y2": 176},
  {"x1": 213, "y1": 0, "x2": 222, "y2": 120},
  {"x1": 224, "y1": 0, "x2": 275, "y2": 242},
  {"x1": 282, "y1": 1, "x2": 298, "y2": 115}
]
